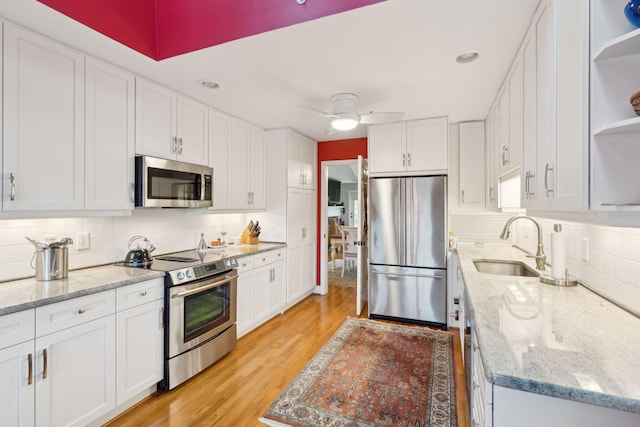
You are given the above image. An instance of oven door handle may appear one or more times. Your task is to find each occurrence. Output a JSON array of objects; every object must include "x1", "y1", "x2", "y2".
[{"x1": 173, "y1": 274, "x2": 237, "y2": 298}]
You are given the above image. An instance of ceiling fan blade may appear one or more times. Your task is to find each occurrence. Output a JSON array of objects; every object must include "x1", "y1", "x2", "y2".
[
  {"x1": 298, "y1": 104, "x2": 338, "y2": 119},
  {"x1": 359, "y1": 112, "x2": 405, "y2": 124}
]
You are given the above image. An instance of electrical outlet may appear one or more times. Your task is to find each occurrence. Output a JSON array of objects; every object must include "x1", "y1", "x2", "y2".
[
  {"x1": 77, "y1": 232, "x2": 90, "y2": 250},
  {"x1": 581, "y1": 237, "x2": 590, "y2": 261}
]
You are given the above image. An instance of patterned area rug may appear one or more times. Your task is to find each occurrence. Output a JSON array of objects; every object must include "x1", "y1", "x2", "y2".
[{"x1": 260, "y1": 318, "x2": 456, "y2": 427}]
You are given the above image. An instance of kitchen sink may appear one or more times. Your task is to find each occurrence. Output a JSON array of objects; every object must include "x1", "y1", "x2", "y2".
[{"x1": 473, "y1": 259, "x2": 540, "y2": 277}]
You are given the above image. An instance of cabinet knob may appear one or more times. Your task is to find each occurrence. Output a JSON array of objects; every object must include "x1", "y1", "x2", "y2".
[
  {"x1": 78, "y1": 308, "x2": 86, "y2": 314},
  {"x1": 140, "y1": 291, "x2": 148, "y2": 297}
]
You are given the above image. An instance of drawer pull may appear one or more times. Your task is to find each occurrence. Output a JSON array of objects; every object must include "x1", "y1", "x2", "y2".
[
  {"x1": 43, "y1": 349, "x2": 48, "y2": 379},
  {"x1": 27, "y1": 353, "x2": 33, "y2": 385},
  {"x1": 78, "y1": 308, "x2": 86, "y2": 314},
  {"x1": 140, "y1": 291, "x2": 148, "y2": 297}
]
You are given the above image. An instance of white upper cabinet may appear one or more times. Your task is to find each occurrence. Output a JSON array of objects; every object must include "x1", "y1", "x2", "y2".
[
  {"x1": 520, "y1": 0, "x2": 588, "y2": 211},
  {"x1": 209, "y1": 109, "x2": 231, "y2": 210},
  {"x1": 368, "y1": 117, "x2": 448, "y2": 176},
  {"x1": 135, "y1": 78, "x2": 208, "y2": 165},
  {"x1": 485, "y1": 105, "x2": 498, "y2": 209},
  {"x1": 459, "y1": 121, "x2": 485, "y2": 209},
  {"x1": 209, "y1": 112, "x2": 266, "y2": 211},
  {"x1": 85, "y1": 58, "x2": 135, "y2": 210},
  {"x1": 590, "y1": 0, "x2": 640, "y2": 212},
  {"x1": 286, "y1": 129, "x2": 316, "y2": 190},
  {"x1": 3, "y1": 23, "x2": 85, "y2": 211},
  {"x1": 227, "y1": 119, "x2": 265, "y2": 210}
]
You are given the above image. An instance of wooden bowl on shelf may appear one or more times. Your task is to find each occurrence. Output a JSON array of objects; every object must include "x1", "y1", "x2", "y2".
[{"x1": 631, "y1": 91, "x2": 640, "y2": 116}]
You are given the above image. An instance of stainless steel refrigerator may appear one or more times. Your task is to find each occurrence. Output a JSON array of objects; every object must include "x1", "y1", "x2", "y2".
[{"x1": 368, "y1": 175, "x2": 447, "y2": 327}]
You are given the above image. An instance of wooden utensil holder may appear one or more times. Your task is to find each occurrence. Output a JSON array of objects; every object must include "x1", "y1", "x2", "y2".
[{"x1": 240, "y1": 228, "x2": 259, "y2": 245}]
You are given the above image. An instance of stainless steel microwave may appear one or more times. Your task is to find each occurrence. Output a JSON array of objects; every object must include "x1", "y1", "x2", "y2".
[{"x1": 135, "y1": 156, "x2": 213, "y2": 208}]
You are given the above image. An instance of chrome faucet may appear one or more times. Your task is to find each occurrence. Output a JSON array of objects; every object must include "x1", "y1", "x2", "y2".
[{"x1": 500, "y1": 215, "x2": 546, "y2": 271}]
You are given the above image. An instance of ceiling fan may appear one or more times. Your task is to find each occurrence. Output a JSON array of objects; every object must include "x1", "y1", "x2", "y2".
[{"x1": 301, "y1": 93, "x2": 404, "y2": 131}]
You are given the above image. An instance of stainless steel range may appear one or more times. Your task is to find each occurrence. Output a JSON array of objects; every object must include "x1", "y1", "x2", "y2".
[{"x1": 121, "y1": 249, "x2": 238, "y2": 391}]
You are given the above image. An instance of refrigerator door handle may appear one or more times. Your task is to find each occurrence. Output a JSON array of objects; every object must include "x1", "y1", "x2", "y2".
[{"x1": 371, "y1": 270, "x2": 443, "y2": 280}]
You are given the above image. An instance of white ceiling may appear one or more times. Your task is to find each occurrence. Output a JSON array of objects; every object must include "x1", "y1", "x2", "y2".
[{"x1": 0, "y1": 0, "x2": 540, "y2": 142}]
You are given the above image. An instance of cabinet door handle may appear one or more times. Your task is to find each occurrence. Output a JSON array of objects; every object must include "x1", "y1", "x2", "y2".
[
  {"x1": 160, "y1": 307, "x2": 165, "y2": 329},
  {"x1": 407, "y1": 152, "x2": 411, "y2": 167},
  {"x1": 9, "y1": 173, "x2": 16, "y2": 201},
  {"x1": 402, "y1": 153, "x2": 406, "y2": 167},
  {"x1": 172, "y1": 136, "x2": 178, "y2": 153},
  {"x1": 272, "y1": 268, "x2": 276, "y2": 282},
  {"x1": 140, "y1": 291, "x2": 147, "y2": 297},
  {"x1": 28, "y1": 353, "x2": 33, "y2": 385},
  {"x1": 130, "y1": 182, "x2": 135, "y2": 203},
  {"x1": 489, "y1": 186, "x2": 495, "y2": 203},
  {"x1": 42, "y1": 349, "x2": 48, "y2": 379},
  {"x1": 461, "y1": 189, "x2": 465, "y2": 203},
  {"x1": 78, "y1": 308, "x2": 86, "y2": 314},
  {"x1": 177, "y1": 137, "x2": 183, "y2": 154},
  {"x1": 544, "y1": 162, "x2": 554, "y2": 197}
]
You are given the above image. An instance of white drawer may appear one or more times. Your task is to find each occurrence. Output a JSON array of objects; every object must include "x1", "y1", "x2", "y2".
[
  {"x1": 116, "y1": 278, "x2": 164, "y2": 312},
  {"x1": 36, "y1": 290, "x2": 116, "y2": 337},
  {"x1": 0, "y1": 309, "x2": 35, "y2": 350},
  {"x1": 236, "y1": 255, "x2": 255, "y2": 274},
  {"x1": 253, "y1": 248, "x2": 285, "y2": 268}
]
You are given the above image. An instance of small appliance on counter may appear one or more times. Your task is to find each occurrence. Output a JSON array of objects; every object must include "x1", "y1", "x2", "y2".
[
  {"x1": 122, "y1": 235, "x2": 156, "y2": 267},
  {"x1": 26, "y1": 236, "x2": 73, "y2": 281}
]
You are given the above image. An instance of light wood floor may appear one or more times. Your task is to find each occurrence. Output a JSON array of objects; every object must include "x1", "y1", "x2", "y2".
[{"x1": 104, "y1": 286, "x2": 469, "y2": 426}]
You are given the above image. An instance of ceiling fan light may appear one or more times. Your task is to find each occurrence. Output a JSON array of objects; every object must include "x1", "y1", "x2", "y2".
[{"x1": 330, "y1": 113, "x2": 359, "y2": 131}]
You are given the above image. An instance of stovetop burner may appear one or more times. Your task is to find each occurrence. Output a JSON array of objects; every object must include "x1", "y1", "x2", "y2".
[{"x1": 115, "y1": 249, "x2": 238, "y2": 285}]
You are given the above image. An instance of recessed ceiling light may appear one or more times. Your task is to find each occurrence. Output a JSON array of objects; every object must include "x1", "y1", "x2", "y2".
[
  {"x1": 198, "y1": 80, "x2": 220, "y2": 89},
  {"x1": 456, "y1": 51, "x2": 479, "y2": 64}
]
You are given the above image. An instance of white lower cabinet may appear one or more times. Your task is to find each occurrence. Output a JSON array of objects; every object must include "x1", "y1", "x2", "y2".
[
  {"x1": 470, "y1": 329, "x2": 492, "y2": 427},
  {"x1": 236, "y1": 248, "x2": 286, "y2": 338},
  {"x1": 0, "y1": 310, "x2": 36, "y2": 427},
  {"x1": 115, "y1": 278, "x2": 164, "y2": 406},
  {"x1": 35, "y1": 315, "x2": 116, "y2": 427},
  {"x1": 0, "y1": 279, "x2": 166, "y2": 427}
]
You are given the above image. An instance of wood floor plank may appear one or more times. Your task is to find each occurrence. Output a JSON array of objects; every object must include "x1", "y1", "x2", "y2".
[{"x1": 103, "y1": 285, "x2": 469, "y2": 426}]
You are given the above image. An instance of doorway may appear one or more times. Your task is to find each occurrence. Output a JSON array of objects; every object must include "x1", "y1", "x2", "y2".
[{"x1": 319, "y1": 160, "x2": 358, "y2": 294}]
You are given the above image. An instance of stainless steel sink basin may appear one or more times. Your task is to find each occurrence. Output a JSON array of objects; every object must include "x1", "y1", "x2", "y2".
[{"x1": 473, "y1": 259, "x2": 540, "y2": 277}]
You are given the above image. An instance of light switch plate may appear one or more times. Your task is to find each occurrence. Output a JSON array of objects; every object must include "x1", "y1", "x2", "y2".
[{"x1": 77, "y1": 232, "x2": 90, "y2": 250}]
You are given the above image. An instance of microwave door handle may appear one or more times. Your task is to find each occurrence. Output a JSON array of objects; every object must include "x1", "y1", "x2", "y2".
[{"x1": 173, "y1": 275, "x2": 237, "y2": 298}]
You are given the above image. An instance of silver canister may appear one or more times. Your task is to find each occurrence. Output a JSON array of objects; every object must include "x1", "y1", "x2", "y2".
[{"x1": 28, "y1": 237, "x2": 73, "y2": 281}]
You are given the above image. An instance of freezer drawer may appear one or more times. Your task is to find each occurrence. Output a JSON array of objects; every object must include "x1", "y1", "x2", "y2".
[{"x1": 369, "y1": 265, "x2": 447, "y2": 326}]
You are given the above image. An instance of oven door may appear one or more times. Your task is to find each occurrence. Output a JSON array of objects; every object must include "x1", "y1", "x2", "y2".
[{"x1": 168, "y1": 271, "x2": 237, "y2": 358}]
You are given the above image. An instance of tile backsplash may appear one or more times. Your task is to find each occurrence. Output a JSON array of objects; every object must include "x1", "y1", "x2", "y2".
[
  {"x1": 513, "y1": 216, "x2": 640, "y2": 316},
  {"x1": 452, "y1": 212, "x2": 640, "y2": 316},
  {"x1": 0, "y1": 210, "x2": 248, "y2": 282}
]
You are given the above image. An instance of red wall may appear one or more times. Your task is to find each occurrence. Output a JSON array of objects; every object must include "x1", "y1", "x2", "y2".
[{"x1": 315, "y1": 137, "x2": 367, "y2": 285}]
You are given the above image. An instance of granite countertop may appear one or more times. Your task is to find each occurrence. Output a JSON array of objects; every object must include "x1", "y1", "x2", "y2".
[
  {"x1": 0, "y1": 242, "x2": 286, "y2": 317},
  {"x1": 456, "y1": 243, "x2": 640, "y2": 414}
]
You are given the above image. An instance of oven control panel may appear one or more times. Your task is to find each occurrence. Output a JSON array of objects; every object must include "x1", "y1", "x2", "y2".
[{"x1": 166, "y1": 257, "x2": 237, "y2": 285}]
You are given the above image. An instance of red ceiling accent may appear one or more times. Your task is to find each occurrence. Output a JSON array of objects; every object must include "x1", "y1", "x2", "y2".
[{"x1": 37, "y1": 0, "x2": 385, "y2": 60}]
